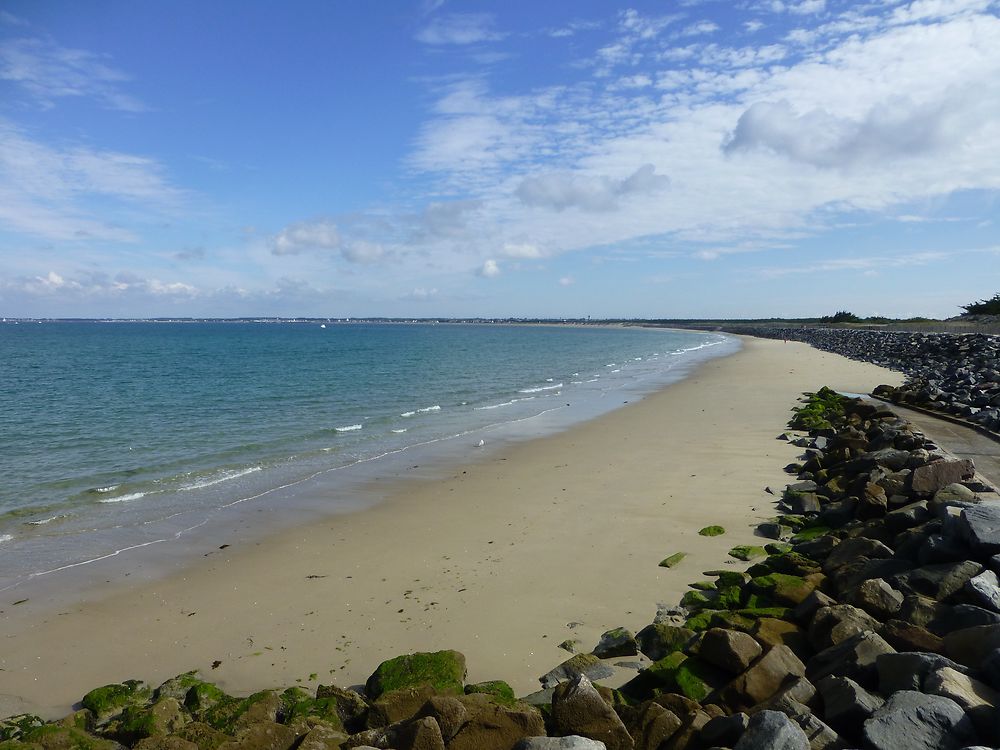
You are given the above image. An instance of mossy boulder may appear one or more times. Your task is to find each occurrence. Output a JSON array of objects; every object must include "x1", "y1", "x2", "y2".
[
  {"x1": 620, "y1": 651, "x2": 687, "y2": 699},
  {"x1": 698, "y1": 526, "x2": 726, "y2": 537},
  {"x1": 365, "y1": 650, "x2": 466, "y2": 700},
  {"x1": 728, "y1": 545, "x2": 767, "y2": 562},
  {"x1": 672, "y1": 657, "x2": 727, "y2": 702},
  {"x1": 278, "y1": 689, "x2": 344, "y2": 732},
  {"x1": 201, "y1": 691, "x2": 279, "y2": 734},
  {"x1": 749, "y1": 573, "x2": 815, "y2": 606},
  {"x1": 20, "y1": 726, "x2": 120, "y2": 750},
  {"x1": 173, "y1": 722, "x2": 230, "y2": 750},
  {"x1": 708, "y1": 611, "x2": 757, "y2": 632},
  {"x1": 0, "y1": 716, "x2": 45, "y2": 743},
  {"x1": 464, "y1": 680, "x2": 517, "y2": 707},
  {"x1": 715, "y1": 585, "x2": 745, "y2": 610},
  {"x1": 791, "y1": 525, "x2": 831, "y2": 543},
  {"x1": 81, "y1": 681, "x2": 151, "y2": 721},
  {"x1": 635, "y1": 623, "x2": 695, "y2": 661},
  {"x1": 313, "y1": 685, "x2": 368, "y2": 734},
  {"x1": 764, "y1": 542, "x2": 793, "y2": 555},
  {"x1": 110, "y1": 698, "x2": 187, "y2": 744},
  {"x1": 183, "y1": 681, "x2": 230, "y2": 717},
  {"x1": 688, "y1": 580, "x2": 717, "y2": 592},
  {"x1": 659, "y1": 552, "x2": 687, "y2": 568},
  {"x1": 714, "y1": 571, "x2": 749, "y2": 588}
]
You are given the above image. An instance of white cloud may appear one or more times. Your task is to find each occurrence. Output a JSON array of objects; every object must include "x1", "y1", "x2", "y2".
[
  {"x1": 404, "y1": 287, "x2": 439, "y2": 300},
  {"x1": 477, "y1": 259, "x2": 500, "y2": 277},
  {"x1": 415, "y1": 13, "x2": 504, "y2": 45},
  {"x1": 501, "y1": 242, "x2": 544, "y2": 259},
  {"x1": 890, "y1": 0, "x2": 994, "y2": 25},
  {"x1": 548, "y1": 19, "x2": 602, "y2": 38},
  {"x1": 341, "y1": 240, "x2": 386, "y2": 264},
  {"x1": 681, "y1": 21, "x2": 721, "y2": 36},
  {"x1": 270, "y1": 220, "x2": 340, "y2": 256},
  {"x1": 789, "y1": 0, "x2": 826, "y2": 15},
  {"x1": 0, "y1": 36, "x2": 145, "y2": 111},
  {"x1": 0, "y1": 119, "x2": 183, "y2": 241},
  {"x1": 558, "y1": 276, "x2": 575, "y2": 286},
  {"x1": 745, "y1": 20, "x2": 766, "y2": 32},
  {"x1": 516, "y1": 164, "x2": 669, "y2": 212}
]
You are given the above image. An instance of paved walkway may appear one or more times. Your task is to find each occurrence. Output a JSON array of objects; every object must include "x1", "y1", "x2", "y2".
[{"x1": 884, "y1": 402, "x2": 1000, "y2": 491}]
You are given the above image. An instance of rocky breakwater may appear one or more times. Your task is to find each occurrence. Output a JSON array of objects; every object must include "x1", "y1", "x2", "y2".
[
  {"x1": 5, "y1": 388, "x2": 1000, "y2": 749},
  {"x1": 733, "y1": 326, "x2": 1000, "y2": 434}
]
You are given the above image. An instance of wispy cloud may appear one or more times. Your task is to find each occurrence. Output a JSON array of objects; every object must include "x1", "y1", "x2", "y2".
[
  {"x1": 270, "y1": 219, "x2": 340, "y2": 256},
  {"x1": 0, "y1": 36, "x2": 145, "y2": 111},
  {"x1": 415, "y1": 13, "x2": 505, "y2": 45}
]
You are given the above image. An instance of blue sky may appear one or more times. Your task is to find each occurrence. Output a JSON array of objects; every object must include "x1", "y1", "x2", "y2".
[{"x1": 1, "y1": 0, "x2": 999, "y2": 319}]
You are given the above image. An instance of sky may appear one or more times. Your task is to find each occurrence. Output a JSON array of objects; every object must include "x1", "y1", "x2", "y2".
[{"x1": 1, "y1": 0, "x2": 999, "y2": 320}]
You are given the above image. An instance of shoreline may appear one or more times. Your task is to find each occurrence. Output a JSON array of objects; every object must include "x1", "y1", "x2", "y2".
[{"x1": 0, "y1": 337, "x2": 903, "y2": 719}]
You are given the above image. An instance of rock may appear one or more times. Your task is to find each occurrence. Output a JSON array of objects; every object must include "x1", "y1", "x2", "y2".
[
  {"x1": 733, "y1": 710, "x2": 809, "y2": 750},
  {"x1": 463, "y1": 680, "x2": 516, "y2": 705},
  {"x1": 806, "y1": 631, "x2": 896, "y2": 687},
  {"x1": 111, "y1": 697, "x2": 188, "y2": 743},
  {"x1": 925, "y1": 666, "x2": 1000, "y2": 737},
  {"x1": 821, "y1": 537, "x2": 893, "y2": 574},
  {"x1": 843, "y1": 578, "x2": 903, "y2": 620},
  {"x1": 910, "y1": 459, "x2": 976, "y2": 495},
  {"x1": 958, "y1": 503, "x2": 1000, "y2": 556},
  {"x1": 364, "y1": 650, "x2": 466, "y2": 700},
  {"x1": 876, "y1": 652, "x2": 968, "y2": 694},
  {"x1": 514, "y1": 738, "x2": 608, "y2": 750},
  {"x1": 592, "y1": 628, "x2": 637, "y2": 659},
  {"x1": 756, "y1": 522, "x2": 789, "y2": 540},
  {"x1": 878, "y1": 619, "x2": 945, "y2": 653},
  {"x1": 697, "y1": 628, "x2": 762, "y2": 675},
  {"x1": 551, "y1": 675, "x2": 633, "y2": 750},
  {"x1": 816, "y1": 675, "x2": 883, "y2": 739},
  {"x1": 966, "y1": 569, "x2": 1000, "y2": 613},
  {"x1": 659, "y1": 553, "x2": 687, "y2": 568},
  {"x1": 793, "y1": 590, "x2": 838, "y2": 623},
  {"x1": 862, "y1": 690, "x2": 979, "y2": 750},
  {"x1": 624, "y1": 702, "x2": 681, "y2": 750},
  {"x1": 20, "y1": 725, "x2": 122, "y2": 750},
  {"x1": 891, "y1": 560, "x2": 984, "y2": 601},
  {"x1": 931, "y1": 603, "x2": 1000, "y2": 634},
  {"x1": 201, "y1": 691, "x2": 282, "y2": 734},
  {"x1": 368, "y1": 685, "x2": 437, "y2": 728},
  {"x1": 81, "y1": 680, "x2": 152, "y2": 721},
  {"x1": 540, "y1": 654, "x2": 614, "y2": 690},
  {"x1": 700, "y1": 713, "x2": 748, "y2": 747},
  {"x1": 944, "y1": 623, "x2": 1000, "y2": 667},
  {"x1": 134, "y1": 737, "x2": 200, "y2": 750},
  {"x1": 174, "y1": 721, "x2": 231, "y2": 750},
  {"x1": 314, "y1": 685, "x2": 369, "y2": 733},
  {"x1": 751, "y1": 618, "x2": 808, "y2": 659},
  {"x1": 296, "y1": 725, "x2": 351, "y2": 750},
  {"x1": 807, "y1": 605, "x2": 880, "y2": 651},
  {"x1": 634, "y1": 624, "x2": 694, "y2": 662},
  {"x1": 719, "y1": 645, "x2": 806, "y2": 712},
  {"x1": 218, "y1": 722, "x2": 298, "y2": 750},
  {"x1": 419, "y1": 693, "x2": 545, "y2": 750}
]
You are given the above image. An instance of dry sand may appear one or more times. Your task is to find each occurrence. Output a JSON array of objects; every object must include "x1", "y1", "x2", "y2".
[{"x1": 0, "y1": 336, "x2": 903, "y2": 718}]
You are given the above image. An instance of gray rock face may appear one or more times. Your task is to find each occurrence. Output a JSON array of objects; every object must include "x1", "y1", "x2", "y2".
[
  {"x1": 844, "y1": 578, "x2": 904, "y2": 620},
  {"x1": 698, "y1": 628, "x2": 762, "y2": 675},
  {"x1": 944, "y1": 623, "x2": 1000, "y2": 668},
  {"x1": 816, "y1": 675, "x2": 884, "y2": 737},
  {"x1": 892, "y1": 560, "x2": 984, "y2": 601},
  {"x1": 862, "y1": 690, "x2": 979, "y2": 750},
  {"x1": 592, "y1": 628, "x2": 637, "y2": 659},
  {"x1": 822, "y1": 537, "x2": 893, "y2": 574},
  {"x1": 808, "y1": 605, "x2": 880, "y2": 651},
  {"x1": 733, "y1": 710, "x2": 809, "y2": 750},
  {"x1": 910, "y1": 459, "x2": 976, "y2": 495},
  {"x1": 514, "y1": 738, "x2": 608, "y2": 750},
  {"x1": 966, "y1": 569, "x2": 1000, "y2": 613},
  {"x1": 876, "y1": 652, "x2": 968, "y2": 694},
  {"x1": 551, "y1": 675, "x2": 633, "y2": 750},
  {"x1": 540, "y1": 654, "x2": 615, "y2": 689},
  {"x1": 700, "y1": 713, "x2": 748, "y2": 748},
  {"x1": 959, "y1": 503, "x2": 1000, "y2": 557},
  {"x1": 806, "y1": 630, "x2": 896, "y2": 687}
]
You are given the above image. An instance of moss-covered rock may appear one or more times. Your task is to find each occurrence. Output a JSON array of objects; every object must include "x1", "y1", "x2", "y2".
[
  {"x1": 698, "y1": 526, "x2": 726, "y2": 537},
  {"x1": 80, "y1": 681, "x2": 151, "y2": 721},
  {"x1": 764, "y1": 542, "x2": 793, "y2": 555},
  {"x1": 672, "y1": 657, "x2": 726, "y2": 702},
  {"x1": 714, "y1": 571, "x2": 749, "y2": 588},
  {"x1": 278, "y1": 689, "x2": 344, "y2": 732},
  {"x1": 791, "y1": 525, "x2": 831, "y2": 543},
  {"x1": 749, "y1": 573, "x2": 815, "y2": 606},
  {"x1": 679, "y1": 590, "x2": 712, "y2": 609},
  {"x1": 364, "y1": 650, "x2": 466, "y2": 700},
  {"x1": 635, "y1": 623, "x2": 695, "y2": 661},
  {"x1": 0, "y1": 717, "x2": 45, "y2": 743},
  {"x1": 728, "y1": 545, "x2": 767, "y2": 562},
  {"x1": 21, "y1": 726, "x2": 119, "y2": 750},
  {"x1": 658, "y1": 552, "x2": 687, "y2": 568},
  {"x1": 557, "y1": 638, "x2": 580, "y2": 653},
  {"x1": 708, "y1": 611, "x2": 757, "y2": 632},
  {"x1": 684, "y1": 611, "x2": 716, "y2": 632},
  {"x1": 201, "y1": 691, "x2": 279, "y2": 734},
  {"x1": 183, "y1": 682, "x2": 230, "y2": 718},
  {"x1": 688, "y1": 580, "x2": 717, "y2": 592},
  {"x1": 173, "y1": 722, "x2": 230, "y2": 750},
  {"x1": 715, "y1": 585, "x2": 745, "y2": 610},
  {"x1": 464, "y1": 680, "x2": 517, "y2": 707}
]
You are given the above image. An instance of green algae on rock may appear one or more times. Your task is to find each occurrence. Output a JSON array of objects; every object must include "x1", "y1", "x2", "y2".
[
  {"x1": 697, "y1": 526, "x2": 726, "y2": 537},
  {"x1": 364, "y1": 650, "x2": 466, "y2": 699},
  {"x1": 658, "y1": 552, "x2": 687, "y2": 568},
  {"x1": 727, "y1": 545, "x2": 767, "y2": 562}
]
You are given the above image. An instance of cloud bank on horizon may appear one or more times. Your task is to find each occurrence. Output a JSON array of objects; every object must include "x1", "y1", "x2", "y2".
[{"x1": 1, "y1": 0, "x2": 999, "y2": 319}]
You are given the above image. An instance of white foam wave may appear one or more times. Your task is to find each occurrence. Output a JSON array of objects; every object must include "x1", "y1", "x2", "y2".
[
  {"x1": 99, "y1": 491, "x2": 146, "y2": 504},
  {"x1": 418, "y1": 405, "x2": 441, "y2": 413},
  {"x1": 610, "y1": 369, "x2": 621, "y2": 373},
  {"x1": 180, "y1": 466, "x2": 262, "y2": 491},
  {"x1": 570, "y1": 381, "x2": 583, "y2": 385},
  {"x1": 400, "y1": 411, "x2": 416, "y2": 417},
  {"x1": 0, "y1": 534, "x2": 12, "y2": 544},
  {"x1": 475, "y1": 396, "x2": 535, "y2": 410},
  {"x1": 391, "y1": 428, "x2": 408, "y2": 433},
  {"x1": 95, "y1": 485, "x2": 119, "y2": 493},
  {"x1": 335, "y1": 424, "x2": 363, "y2": 432},
  {"x1": 518, "y1": 383, "x2": 563, "y2": 394},
  {"x1": 25, "y1": 514, "x2": 68, "y2": 526}
]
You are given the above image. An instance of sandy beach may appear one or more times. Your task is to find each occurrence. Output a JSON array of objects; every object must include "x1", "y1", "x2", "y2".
[{"x1": 0, "y1": 336, "x2": 904, "y2": 719}]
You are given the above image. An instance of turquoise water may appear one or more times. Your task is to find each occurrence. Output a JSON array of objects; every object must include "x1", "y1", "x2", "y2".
[{"x1": 0, "y1": 322, "x2": 735, "y2": 590}]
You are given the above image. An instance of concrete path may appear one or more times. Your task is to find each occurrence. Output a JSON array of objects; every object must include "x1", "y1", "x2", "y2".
[{"x1": 884, "y1": 402, "x2": 1000, "y2": 491}]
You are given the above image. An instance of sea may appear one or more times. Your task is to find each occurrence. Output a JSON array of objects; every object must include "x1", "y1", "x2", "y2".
[{"x1": 0, "y1": 321, "x2": 737, "y2": 595}]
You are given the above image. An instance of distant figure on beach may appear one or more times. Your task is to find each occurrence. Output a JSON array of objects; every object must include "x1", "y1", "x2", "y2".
[{"x1": 475, "y1": 439, "x2": 485, "y2": 447}]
